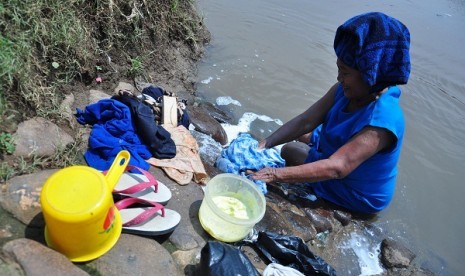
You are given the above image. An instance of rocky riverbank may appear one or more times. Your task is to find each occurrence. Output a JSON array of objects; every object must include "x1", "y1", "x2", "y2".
[
  {"x1": 0, "y1": 1, "x2": 432, "y2": 274},
  {"x1": 0, "y1": 81, "x2": 431, "y2": 275}
]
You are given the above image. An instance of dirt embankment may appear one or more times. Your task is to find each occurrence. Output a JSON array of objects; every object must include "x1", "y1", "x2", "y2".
[{"x1": 0, "y1": 0, "x2": 211, "y2": 178}]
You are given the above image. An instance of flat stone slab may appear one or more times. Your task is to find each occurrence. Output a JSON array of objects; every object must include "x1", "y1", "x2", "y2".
[{"x1": 14, "y1": 118, "x2": 74, "y2": 158}]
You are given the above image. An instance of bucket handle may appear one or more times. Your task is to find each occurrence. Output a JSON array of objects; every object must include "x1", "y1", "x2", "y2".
[{"x1": 104, "y1": 150, "x2": 130, "y2": 191}]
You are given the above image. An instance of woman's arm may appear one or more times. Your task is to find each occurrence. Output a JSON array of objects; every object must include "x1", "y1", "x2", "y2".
[
  {"x1": 259, "y1": 82, "x2": 339, "y2": 149},
  {"x1": 252, "y1": 126, "x2": 396, "y2": 183}
]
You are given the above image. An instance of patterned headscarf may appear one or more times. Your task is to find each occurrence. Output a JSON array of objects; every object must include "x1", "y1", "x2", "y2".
[{"x1": 334, "y1": 12, "x2": 411, "y2": 93}]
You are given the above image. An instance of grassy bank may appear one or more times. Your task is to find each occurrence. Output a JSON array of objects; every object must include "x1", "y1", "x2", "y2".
[{"x1": 0, "y1": 0, "x2": 209, "y2": 180}]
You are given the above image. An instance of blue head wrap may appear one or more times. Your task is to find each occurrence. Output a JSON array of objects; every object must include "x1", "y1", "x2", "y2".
[{"x1": 334, "y1": 12, "x2": 411, "y2": 93}]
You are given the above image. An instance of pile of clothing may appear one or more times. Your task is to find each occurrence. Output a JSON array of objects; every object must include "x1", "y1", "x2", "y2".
[{"x1": 75, "y1": 85, "x2": 207, "y2": 184}]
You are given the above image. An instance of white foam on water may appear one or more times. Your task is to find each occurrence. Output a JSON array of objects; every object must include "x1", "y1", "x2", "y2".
[
  {"x1": 221, "y1": 112, "x2": 283, "y2": 145},
  {"x1": 216, "y1": 96, "x2": 242, "y2": 106},
  {"x1": 341, "y1": 233, "x2": 383, "y2": 276},
  {"x1": 201, "y1": 76, "x2": 213, "y2": 84}
]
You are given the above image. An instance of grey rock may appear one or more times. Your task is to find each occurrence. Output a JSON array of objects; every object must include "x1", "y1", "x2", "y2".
[
  {"x1": 171, "y1": 248, "x2": 201, "y2": 272},
  {"x1": 249, "y1": 119, "x2": 282, "y2": 142},
  {"x1": 241, "y1": 245, "x2": 268, "y2": 274},
  {"x1": 88, "y1": 89, "x2": 111, "y2": 104},
  {"x1": 113, "y1": 82, "x2": 135, "y2": 95},
  {"x1": 187, "y1": 106, "x2": 228, "y2": 145},
  {"x1": 190, "y1": 129, "x2": 222, "y2": 167},
  {"x1": 60, "y1": 93, "x2": 77, "y2": 129},
  {"x1": 90, "y1": 234, "x2": 180, "y2": 276},
  {"x1": 160, "y1": 169, "x2": 208, "y2": 249},
  {"x1": 2, "y1": 238, "x2": 88, "y2": 276},
  {"x1": 134, "y1": 167, "x2": 208, "y2": 250},
  {"x1": 255, "y1": 201, "x2": 296, "y2": 236},
  {"x1": 0, "y1": 255, "x2": 23, "y2": 276},
  {"x1": 13, "y1": 118, "x2": 74, "y2": 157},
  {"x1": 333, "y1": 210, "x2": 352, "y2": 226},
  {"x1": 381, "y1": 238, "x2": 416, "y2": 268},
  {"x1": 281, "y1": 208, "x2": 317, "y2": 242},
  {"x1": 0, "y1": 226, "x2": 13, "y2": 238},
  {"x1": 75, "y1": 127, "x2": 91, "y2": 153},
  {"x1": 1, "y1": 170, "x2": 58, "y2": 225},
  {"x1": 198, "y1": 101, "x2": 233, "y2": 124},
  {"x1": 134, "y1": 80, "x2": 153, "y2": 92},
  {"x1": 170, "y1": 232, "x2": 199, "y2": 250},
  {"x1": 304, "y1": 208, "x2": 334, "y2": 234}
]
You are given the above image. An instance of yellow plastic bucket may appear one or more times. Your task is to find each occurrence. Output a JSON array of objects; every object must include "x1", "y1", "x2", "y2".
[{"x1": 40, "y1": 150, "x2": 130, "y2": 262}]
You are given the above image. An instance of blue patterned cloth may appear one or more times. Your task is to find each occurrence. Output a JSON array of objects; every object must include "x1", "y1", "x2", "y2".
[
  {"x1": 216, "y1": 133, "x2": 285, "y2": 194},
  {"x1": 334, "y1": 12, "x2": 411, "y2": 93}
]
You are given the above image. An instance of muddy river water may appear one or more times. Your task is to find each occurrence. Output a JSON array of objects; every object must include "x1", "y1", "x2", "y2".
[{"x1": 196, "y1": 0, "x2": 465, "y2": 274}]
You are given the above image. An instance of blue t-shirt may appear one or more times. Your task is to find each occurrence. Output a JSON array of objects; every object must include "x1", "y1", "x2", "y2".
[{"x1": 306, "y1": 84, "x2": 404, "y2": 213}]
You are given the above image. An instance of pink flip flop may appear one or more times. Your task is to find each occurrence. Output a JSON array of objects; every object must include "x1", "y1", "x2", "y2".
[
  {"x1": 115, "y1": 197, "x2": 181, "y2": 236},
  {"x1": 105, "y1": 166, "x2": 172, "y2": 205}
]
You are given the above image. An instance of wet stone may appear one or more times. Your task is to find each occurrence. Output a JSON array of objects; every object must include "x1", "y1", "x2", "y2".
[
  {"x1": 304, "y1": 208, "x2": 334, "y2": 233},
  {"x1": 276, "y1": 201, "x2": 317, "y2": 241},
  {"x1": 381, "y1": 238, "x2": 416, "y2": 268},
  {"x1": 240, "y1": 245, "x2": 267, "y2": 274},
  {"x1": 255, "y1": 202, "x2": 293, "y2": 236},
  {"x1": 333, "y1": 210, "x2": 352, "y2": 226},
  {"x1": 281, "y1": 209, "x2": 317, "y2": 242},
  {"x1": 187, "y1": 106, "x2": 228, "y2": 145},
  {"x1": 197, "y1": 101, "x2": 233, "y2": 124},
  {"x1": 190, "y1": 129, "x2": 223, "y2": 168}
]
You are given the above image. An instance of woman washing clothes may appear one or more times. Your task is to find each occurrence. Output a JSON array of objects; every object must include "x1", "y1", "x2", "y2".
[{"x1": 251, "y1": 12, "x2": 411, "y2": 214}]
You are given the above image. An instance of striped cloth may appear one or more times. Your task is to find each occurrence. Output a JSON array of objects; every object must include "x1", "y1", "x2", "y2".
[{"x1": 334, "y1": 12, "x2": 411, "y2": 93}]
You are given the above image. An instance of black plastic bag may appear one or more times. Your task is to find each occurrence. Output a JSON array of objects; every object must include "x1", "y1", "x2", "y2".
[
  {"x1": 196, "y1": 241, "x2": 260, "y2": 276},
  {"x1": 253, "y1": 231, "x2": 337, "y2": 276}
]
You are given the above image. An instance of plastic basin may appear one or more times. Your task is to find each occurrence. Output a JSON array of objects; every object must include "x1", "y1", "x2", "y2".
[{"x1": 199, "y1": 173, "x2": 266, "y2": 242}]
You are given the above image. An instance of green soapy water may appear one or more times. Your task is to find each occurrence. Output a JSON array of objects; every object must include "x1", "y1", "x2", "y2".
[{"x1": 212, "y1": 195, "x2": 249, "y2": 219}]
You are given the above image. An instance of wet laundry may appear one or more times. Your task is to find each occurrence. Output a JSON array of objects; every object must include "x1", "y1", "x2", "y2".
[{"x1": 216, "y1": 133, "x2": 285, "y2": 194}]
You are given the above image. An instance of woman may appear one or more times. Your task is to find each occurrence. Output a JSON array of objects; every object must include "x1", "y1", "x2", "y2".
[{"x1": 251, "y1": 12, "x2": 411, "y2": 214}]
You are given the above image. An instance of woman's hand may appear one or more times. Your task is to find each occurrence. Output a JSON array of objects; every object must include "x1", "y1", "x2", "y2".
[
  {"x1": 251, "y1": 167, "x2": 279, "y2": 183},
  {"x1": 257, "y1": 139, "x2": 267, "y2": 150}
]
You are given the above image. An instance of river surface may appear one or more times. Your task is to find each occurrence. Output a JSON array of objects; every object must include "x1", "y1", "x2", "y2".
[{"x1": 195, "y1": 0, "x2": 465, "y2": 275}]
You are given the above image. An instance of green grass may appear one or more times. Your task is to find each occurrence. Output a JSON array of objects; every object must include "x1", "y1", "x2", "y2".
[
  {"x1": 0, "y1": 0, "x2": 89, "y2": 119},
  {"x1": 0, "y1": 132, "x2": 15, "y2": 154},
  {"x1": 0, "y1": 0, "x2": 204, "y2": 120},
  {"x1": 0, "y1": 0, "x2": 206, "y2": 182},
  {"x1": 128, "y1": 56, "x2": 143, "y2": 78}
]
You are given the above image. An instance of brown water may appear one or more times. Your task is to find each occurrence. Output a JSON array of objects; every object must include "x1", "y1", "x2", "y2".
[{"x1": 196, "y1": 0, "x2": 465, "y2": 274}]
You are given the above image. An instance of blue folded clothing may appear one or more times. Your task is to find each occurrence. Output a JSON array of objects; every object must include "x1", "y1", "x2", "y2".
[{"x1": 75, "y1": 99, "x2": 152, "y2": 170}]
